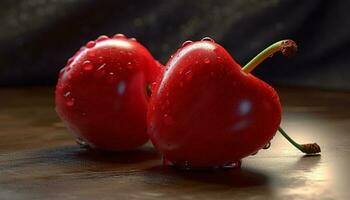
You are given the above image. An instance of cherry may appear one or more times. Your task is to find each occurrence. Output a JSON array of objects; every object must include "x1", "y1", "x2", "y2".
[
  {"x1": 56, "y1": 34, "x2": 161, "y2": 151},
  {"x1": 147, "y1": 38, "x2": 320, "y2": 169}
]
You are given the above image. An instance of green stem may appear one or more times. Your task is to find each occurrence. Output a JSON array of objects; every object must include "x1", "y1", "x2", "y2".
[
  {"x1": 242, "y1": 40, "x2": 320, "y2": 154},
  {"x1": 242, "y1": 40, "x2": 297, "y2": 73},
  {"x1": 278, "y1": 127, "x2": 303, "y2": 152}
]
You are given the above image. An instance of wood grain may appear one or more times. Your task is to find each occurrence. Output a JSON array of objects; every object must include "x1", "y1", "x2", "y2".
[{"x1": 1, "y1": 87, "x2": 349, "y2": 199}]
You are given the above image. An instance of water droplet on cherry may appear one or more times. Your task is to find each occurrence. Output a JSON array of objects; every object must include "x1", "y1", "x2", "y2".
[
  {"x1": 129, "y1": 37, "x2": 137, "y2": 41},
  {"x1": 107, "y1": 72, "x2": 116, "y2": 83},
  {"x1": 127, "y1": 62, "x2": 133, "y2": 69},
  {"x1": 59, "y1": 68, "x2": 65, "y2": 77},
  {"x1": 263, "y1": 142, "x2": 271, "y2": 149},
  {"x1": 113, "y1": 33, "x2": 126, "y2": 38},
  {"x1": 182, "y1": 40, "x2": 193, "y2": 47},
  {"x1": 83, "y1": 60, "x2": 93, "y2": 71},
  {"x1": 96, "y1": 35, "x2": 109, "y2": 42},
  {"x1": 201, "y1": 37, "x2": 215, "y2": 43},
  {"x1": 204, "y1": 58, "x2": 210, "y2": 64},
  {"x1": 85, "y1": 41, "x2": 96, "y2": 48},
  {"x1": 66, "y1": 98, "x2": 75, "y2": 107},
  {"x1": 64, "y1": 91, "x2": 71, "y2": 97},
  {"x1": 67, "y1": 57, "x2": 74, "y2": 65}
]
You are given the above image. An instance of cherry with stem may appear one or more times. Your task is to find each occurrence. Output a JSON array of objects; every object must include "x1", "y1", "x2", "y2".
[{"x1": 242, "y1": 39, "x2": 321, "y2": 154}]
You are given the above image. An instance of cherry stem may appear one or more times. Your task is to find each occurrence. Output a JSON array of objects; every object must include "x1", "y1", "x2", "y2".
[
  {"x1": 242, "y1": 40, "x2": 297, "y2": 73},
  {"x1": 242, "y1": 39, "x2": 320, "y2": 154}
]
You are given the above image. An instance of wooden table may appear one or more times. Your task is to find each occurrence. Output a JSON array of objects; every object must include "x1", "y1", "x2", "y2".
[{"x1": 1, "y1": 87, "x2": 349, "y2": 199}]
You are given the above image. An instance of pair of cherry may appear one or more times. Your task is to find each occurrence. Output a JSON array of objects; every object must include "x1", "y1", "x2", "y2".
[{"x1": 56, "y1": 34, "x2": 320, "y2": 169}]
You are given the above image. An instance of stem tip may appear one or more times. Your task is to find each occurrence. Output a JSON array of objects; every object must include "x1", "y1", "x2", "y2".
[
  {"x1": 281, "y1": 40, "x2": 298, "y2": 58},
  {"x1": 301, "y1": 143, "x2": 321, "y2": 154}
]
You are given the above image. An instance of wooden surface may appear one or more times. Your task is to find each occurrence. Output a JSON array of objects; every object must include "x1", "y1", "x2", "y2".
[{"x1": 1, "y1": 87, "x2": 350, "y2": 200}]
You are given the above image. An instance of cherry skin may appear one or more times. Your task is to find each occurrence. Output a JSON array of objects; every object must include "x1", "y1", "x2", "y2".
[
  {"x1": 56, "y1": 34, "x2": 161, "y2": 151},
  {"x1": 147, "y1": 40, "x2": 281, "y2": 168}
]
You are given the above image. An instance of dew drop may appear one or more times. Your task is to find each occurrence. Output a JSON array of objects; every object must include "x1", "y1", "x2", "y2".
[
  {"x1": 59, "y1": 68, "x2": 65, "y2": 77},
  {"x1": 66, "y1": 67, "x2": 71, "y2": 72},
  {"x1": 64, "y1": 91, "x2": 71, "y2": 97},
  {"x1": 263, "y1": 141, "x2": 271, "y2": 149},
  {"x1": 201, "y1": 37, "x2": 215, "y2": 43},
  {"x1": 83, "y1": 60, "x2": 93, "y2": 71},
  {"x1": 107, "y1": 72, "x2": 116, "y2": 83},
  {"x1": 204, "y1": 58, "x2": 211, "y2": 64},
  {"x1": 181, "y1": 40, "x2": 193, "y2": 47},
  {"x1": 67, "y1": 57, "x2": 74, "y2": 65},
  {"x1": 85, "y1": 41, "x2": 96, "y2": 48},
  {"x1": 96, "y1": 35, "x2": 109, "y2": 42},
  {"x1": 113, "y1": 33, "x2": 126, "y2": 38},
  {"x1": 129, "y1": 37, "x2": 137, "y2": 41},
  {"x1": 127, "y1": 62, "x2": 133, "y2": 69},
  {"x1": 66, "y1": 98, "x2": 75, "y2": 107}
]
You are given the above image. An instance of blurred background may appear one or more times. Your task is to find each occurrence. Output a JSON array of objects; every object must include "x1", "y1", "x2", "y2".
[{"x1": 1, "y1": 0, "x2": 349, "y2": 90}]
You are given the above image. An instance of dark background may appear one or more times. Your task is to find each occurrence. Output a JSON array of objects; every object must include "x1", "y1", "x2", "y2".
[{"x1": 1, "y1": 0, "x2": 349, "y2": 90}]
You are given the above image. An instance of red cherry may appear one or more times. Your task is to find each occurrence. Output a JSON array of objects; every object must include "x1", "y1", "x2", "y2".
[
  {"x1": 148, "y1": 39, "x2": 320, "y2": 169},
  {"x1": 56, "y1": 35, "x2": 161, "y2": 151},
  {"x1": 148, "y1": 39, "x2": 281, "y2": 168}
]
